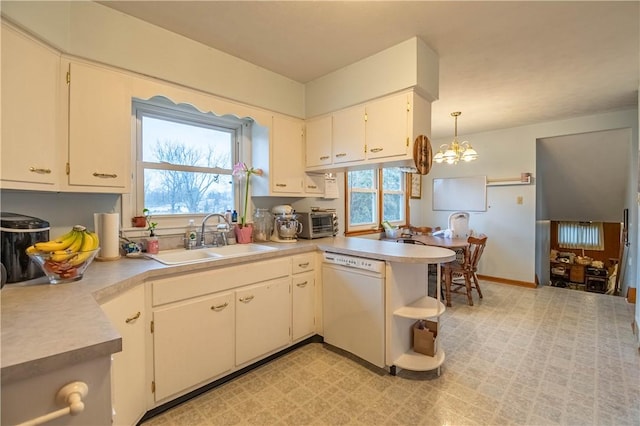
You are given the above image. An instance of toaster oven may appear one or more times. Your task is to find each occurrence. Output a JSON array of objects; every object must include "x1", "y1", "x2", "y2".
[{"x1": 296, "y1": 212, "x2": 338, "y2": 239}]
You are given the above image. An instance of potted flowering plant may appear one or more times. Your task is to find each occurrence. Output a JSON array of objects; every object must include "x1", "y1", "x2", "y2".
[
  {"x1": 142, "y1": 208, "x2": 158, "y2": 236},
  {"x1": 232, "y1": 162, "x2": 263, "y2": 243}
]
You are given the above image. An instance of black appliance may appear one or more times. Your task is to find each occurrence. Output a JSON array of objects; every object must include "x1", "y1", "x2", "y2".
[{"x1": 1, "y1": 212, "x2": 50, "y2": 283}]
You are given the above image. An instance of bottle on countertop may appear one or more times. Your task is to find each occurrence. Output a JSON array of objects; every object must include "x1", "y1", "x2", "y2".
[
  {"x1": 231, "y1": 210, "x2": 238, "y2": 223},
  {"x1": 186, "y1": 219, "x2": 198, "y2": 248},
  {"x1": 224, "y1": 209, "x2": 232, "y2": 224}
]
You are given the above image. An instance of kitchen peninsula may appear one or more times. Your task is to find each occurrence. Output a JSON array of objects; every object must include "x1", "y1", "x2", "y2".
[{"x1": 1, "y1": 237, "x2": 454, "y2": 425}]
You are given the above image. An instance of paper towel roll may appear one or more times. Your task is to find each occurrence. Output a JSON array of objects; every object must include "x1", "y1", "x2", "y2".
[{"x1": 94, "y1": 213, "x2": 121, "y2": 260}]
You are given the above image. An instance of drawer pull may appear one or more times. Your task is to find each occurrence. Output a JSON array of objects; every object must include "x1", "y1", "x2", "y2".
[
  {"x1": 275, "y1": 183, "x2": 287, "y2": 187},
  {"x1": 307, "y1": 185, "x2": 317, "y2": 189},
  {"x1": 29, "y1": 167, "x2": 52, "y2": 174},
  {"x1": 211, "y1": 302, "x2": 229, "y2": 311},
  {"x1": 298, "y1": 262, "x2": 310, "y2": 268},
  {"x1": 125, "y1": 311, "x2": 141, "y2": 323},
  {"x1": 296, "y1": 281, "x2": 308, "y2": 288},
  {"x1": 93, "y1": 172, "x2": 118, "y2": 179},
  {"x1": 335, "y1": 153, "x2": 347, "y2": 157},
  {"x1": 370, "y1": 147, "x2": 383, "y2": 153},
  {"x1": 320, "y1": 156, "x2": 330, "y2": 160},
  {"x1": 239, "y1": 295, "x2": 254, "y2": 303}
]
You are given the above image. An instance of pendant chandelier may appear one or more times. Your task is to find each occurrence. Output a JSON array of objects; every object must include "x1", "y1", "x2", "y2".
[{"x1": 433, "y1": 111, "x2": 478, "y2": 164}]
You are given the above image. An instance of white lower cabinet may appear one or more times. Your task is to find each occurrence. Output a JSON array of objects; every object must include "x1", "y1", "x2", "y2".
[
  {"x1": 291, "y1": 253, "x2": 316, "y2": 341},
  {"x1": 236, "y1": 277, "x2": 291, "y2": 365},
  {"x1": 292, "y1": 271, "x2": 315, "y2": 341},
  {"x1": 153, "y1": 291, "x2": 234, "y2": 402},
  {"x1": 100, "y1": 285, "x2": 147, "y2": 426}
]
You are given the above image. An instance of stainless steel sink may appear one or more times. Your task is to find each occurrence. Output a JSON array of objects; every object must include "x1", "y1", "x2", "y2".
[{"x1": 148, "y1": 244, "x2": 277, "y2": 265}]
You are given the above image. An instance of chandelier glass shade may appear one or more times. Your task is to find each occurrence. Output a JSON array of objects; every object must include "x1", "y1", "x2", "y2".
[{"x1": 433, "y1": 112, "x2": 478, "y2": 164}]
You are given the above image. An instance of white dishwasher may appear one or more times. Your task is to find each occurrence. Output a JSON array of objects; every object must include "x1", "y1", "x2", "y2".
[{"x1": 322, "y1": 252, "x2": 386, "y2": 368}]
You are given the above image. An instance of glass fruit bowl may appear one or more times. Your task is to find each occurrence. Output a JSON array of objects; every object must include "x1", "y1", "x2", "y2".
[{"x1": 28, "y1": 248, "x2": 101, "y2": 284}]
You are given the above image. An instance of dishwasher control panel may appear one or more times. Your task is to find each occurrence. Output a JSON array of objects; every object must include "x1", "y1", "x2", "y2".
[{"x1": 323, "y1": 252, "x2": 385, "y2": 274}]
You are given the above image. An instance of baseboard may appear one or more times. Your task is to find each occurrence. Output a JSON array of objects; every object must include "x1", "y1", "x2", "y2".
[{"x1": 477, "y1": 274, "x2": 537, "y2": 288}]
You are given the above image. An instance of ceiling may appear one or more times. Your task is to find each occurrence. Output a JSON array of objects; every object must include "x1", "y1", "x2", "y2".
[{"x1": 99, "y1": 1, "x2": 639, "y2": 139}]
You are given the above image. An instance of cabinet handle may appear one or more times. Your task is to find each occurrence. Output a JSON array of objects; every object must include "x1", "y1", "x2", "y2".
[
  {"x1": 370, "y1": 147, "x2": 383, "y2": 153},
  {"x1": 239, "y1": 295, "x2": 254, "y2": 303},
  {"x1": 306, "y1": 185, "x2": 317, "y2": 189},
  {"x1": 211, "y1": 302, "x2": 229, "y2": 311},
  {"x1": 125, "y1": 311, "x2": 141, "y2": 323},
  {"x1": 29, "y1": 167, "x2": 52, "y2": 174},
  {"x1": 93, "y1": 172, "x2": 118, "y2": 179},
  {"x1": 298, "y1": 262, "x2": 310, "y2": 268},
  {"x1": 320, "y1": 156, "x2": 330, "y2": 160},
  {"x1": 275, "y1": 183, "x2": 287, "y2": 187},
  {"x1": 296, "y1": 281, "x2": 308, "y2": 288},
  {"x1": 335, "y1": 153, "x2": 347, "y2": 157}
]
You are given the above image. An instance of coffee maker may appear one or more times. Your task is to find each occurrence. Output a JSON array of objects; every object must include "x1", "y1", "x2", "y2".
[
  {"x1": 270, "y1": 205, "x2": 302, "y2": 243},
  {"x1": 0, "y1": 212, "x2": 50, "y2": 283}
]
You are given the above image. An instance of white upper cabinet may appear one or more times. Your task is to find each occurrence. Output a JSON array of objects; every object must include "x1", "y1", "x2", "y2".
[
  {"x1": 304, "y1": 90, "x2": 430, "y2": 172},
  {"x1": 305, "y1": 115, "x2": 332, "y2": 168},
  {"x1": 66, "y1": 61, "x2": 132, "y2": 191},
  {"x1": 365, "y1": 92, "x2": 410, "y2": 159},
  {"x1": 332, "y1": 105, "x2": 366, "y2": 165},
  {"x1": 253, "y1": 115, "x2": 305, "y2": 196},
  {"x1": 1, "y1": 23, "x2": 61, "y2": 189}
]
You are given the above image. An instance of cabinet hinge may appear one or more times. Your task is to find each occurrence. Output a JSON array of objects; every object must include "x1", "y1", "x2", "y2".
[
  {"x1": 407, "y1": 101, "x2": 411, "y2": 112},
  {"x1": 151, "y1": 381, "x2": 155, "y2": 393},
  {"x1": 150, "y1": 320, "x2": 154, "y2": 333},
  {"x1": 364, "y1": 144, "x2": 367, "y2": 154},
  {"x1": 364, "y1": 113, "x2": 368, "y2": 122},
  {"x1": 65, "y1": 163, "x2": 70, "y2": 175},
  {"x1": 406, "y1": 137, "x2": 410, "y2": 147},
  {"x1": 66, "y1": 71, "x2": 70, "y2": 85}
]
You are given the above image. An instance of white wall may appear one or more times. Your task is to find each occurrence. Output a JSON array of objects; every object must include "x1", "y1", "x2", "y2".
[
  {"x1": 420, "y1": 109, "x2": 638, "y2": 286},
  {"x1": 2, "y1": 1, "x2": 305, "y2": 118}
]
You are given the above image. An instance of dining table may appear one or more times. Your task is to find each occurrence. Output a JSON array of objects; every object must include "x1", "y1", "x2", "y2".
[{"x1": 385, "y1": 234, "x2": 470, "y2": 301}]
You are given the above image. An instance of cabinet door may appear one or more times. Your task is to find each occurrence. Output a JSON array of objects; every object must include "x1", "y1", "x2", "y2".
[
  {"x1": 292, "y1": 271, "x2": 315, "y2": 341},
  {"x1": 366, "y1": 93, "x2": 410, "y2": 159},
  {"x1": 332, "y1": 106, "x2": 366, "y2": 164},
  {"x1": 270, "y1": 116, "x2": 304, "y2": 194},
  {"x1": 304, "y1": 173, "x2": 325, "y2": 195},
  {"x1": 153, "y1": 292, "x2": 234, "y2": 402},
  {"x1": 101, "y1": 285, "x2": 146, "y2": 426},
  {"x1": 68, "y1": 61, "x2": 131, "y2": 191},
  {"x1": 305, "y1": 115, "x2": 332, "y2": 168},
  {"x1": 236, "y1": 277, "x2": 291, "y2": 365},
  {"x1": 1, "y1": 24, "x2": 60, "y2": 188}
]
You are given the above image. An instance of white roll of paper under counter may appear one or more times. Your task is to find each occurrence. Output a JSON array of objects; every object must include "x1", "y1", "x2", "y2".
[{"x1": 94, "y1": 213, "x2": 121, "y2": 260}]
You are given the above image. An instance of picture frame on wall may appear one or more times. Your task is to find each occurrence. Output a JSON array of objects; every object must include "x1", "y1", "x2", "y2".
[{"x1": 410, "y1": 173, "x2": 422, "y2": 199}]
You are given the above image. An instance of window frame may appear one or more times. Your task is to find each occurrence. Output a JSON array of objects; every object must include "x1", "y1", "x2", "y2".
[
  {"x1": 344, "y1": 167, "x2": 409, "y2": 235},
  {"x1": 129, "y1": 98, "x2": 243, "y2": 230}
]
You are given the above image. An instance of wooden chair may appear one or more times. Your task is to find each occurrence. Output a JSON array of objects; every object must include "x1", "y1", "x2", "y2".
[{"x1": 443, "y1": 234, "x2": 487, "y2": 307}]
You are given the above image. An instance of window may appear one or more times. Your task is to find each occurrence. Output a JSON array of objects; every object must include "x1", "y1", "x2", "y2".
[
  {"x1": 558, "y1": 221, "x2": 604, "y2": 250},
  {"x1": 133, "y1": 99, "x2": 242, "y2": 219},
  {"x1": 346, "y1": 167, "x2": 407, "y2": 233}
]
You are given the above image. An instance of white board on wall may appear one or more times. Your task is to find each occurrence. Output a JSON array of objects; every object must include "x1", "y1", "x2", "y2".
[{"x1": 432, "y1": 176, "x2": 487, "y2": 211}]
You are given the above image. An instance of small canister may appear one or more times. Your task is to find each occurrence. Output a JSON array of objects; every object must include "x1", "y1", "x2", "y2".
[{"x1": 0, "y1": 212, "x2": 50, "y2": 283}]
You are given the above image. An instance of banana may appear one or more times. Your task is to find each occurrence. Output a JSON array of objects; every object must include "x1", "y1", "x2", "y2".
[
  {"x1": 68, "y1": 231, "x2": 100, "y2": 266},
  {"x1": 33, "y1": 229, "x2": 79, "y2": 252},
  {"x1": 49, "y1": 250, "x2": 78, "y2": 263},
  {"x1": 65, "y1": 231, "x2": 84, "y2": 253}
]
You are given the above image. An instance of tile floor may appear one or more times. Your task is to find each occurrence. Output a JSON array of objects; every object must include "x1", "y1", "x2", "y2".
[{"x1": 142, "y1": 282, "x2": 639, "y2": 425}]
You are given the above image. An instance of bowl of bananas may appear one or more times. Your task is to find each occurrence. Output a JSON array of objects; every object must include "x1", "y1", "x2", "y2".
[{"x1": 26, "y1": 225, "x2": 100, "y2": 284}]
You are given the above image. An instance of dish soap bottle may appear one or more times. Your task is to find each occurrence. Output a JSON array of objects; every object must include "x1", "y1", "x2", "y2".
[
  {"x1": 186, "y1": 219, "x2": 198, "y2": 248},
  {"x1": 231, "y1": 210, "x2": 238, "y2": 223}
]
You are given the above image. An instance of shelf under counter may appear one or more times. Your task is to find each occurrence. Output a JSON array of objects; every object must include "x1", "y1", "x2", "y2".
[{"x1": 393, "y1": 296, "x2": 445, "y2": 319}]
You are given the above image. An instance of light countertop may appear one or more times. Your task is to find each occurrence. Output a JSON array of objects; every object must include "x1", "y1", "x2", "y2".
[{"x1": 1, "y1": 237, "x2": 454, "y2": 384}]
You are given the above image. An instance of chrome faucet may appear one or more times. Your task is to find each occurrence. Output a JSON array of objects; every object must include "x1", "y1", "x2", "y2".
[{"x1": 200, "y1": 213, "x2": 231, "y2": 246}]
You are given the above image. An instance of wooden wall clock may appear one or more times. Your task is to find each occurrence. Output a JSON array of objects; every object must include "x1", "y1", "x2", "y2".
[{"x1": 413, "y1": 134, "x2": 432, "y2": 175}]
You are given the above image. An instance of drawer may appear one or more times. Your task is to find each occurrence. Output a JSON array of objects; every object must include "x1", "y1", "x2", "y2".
[
  {"x1": 151, "y1": 257, "x2": 291, "y2": 306},
  {"x1": 292, "y1": 253, "x2": 315, "y2": 274}
]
